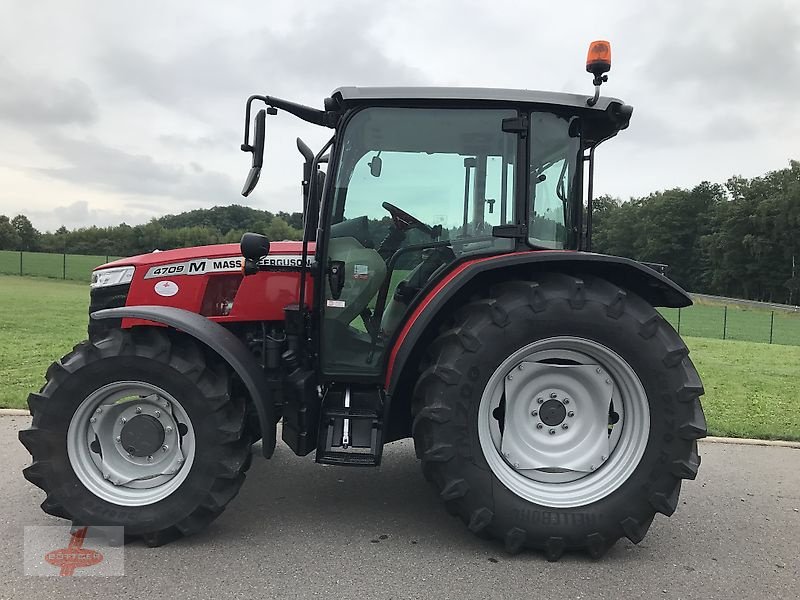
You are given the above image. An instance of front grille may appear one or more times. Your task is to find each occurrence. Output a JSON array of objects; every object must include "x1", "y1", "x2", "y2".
[{"x1": 88, "y1": 283, "x2": 130, "y2": 339}]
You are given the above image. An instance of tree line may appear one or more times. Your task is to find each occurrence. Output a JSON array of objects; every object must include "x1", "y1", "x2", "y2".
[
  {"x1": 591, "y1": 160, "x2": 800, "y2": 304},
  {"x1": 1, "y1": 161, "x2": 798, "y2": 303},
  {"x1": 0, "y1": 205, "x2": 304, "y2": 258}
]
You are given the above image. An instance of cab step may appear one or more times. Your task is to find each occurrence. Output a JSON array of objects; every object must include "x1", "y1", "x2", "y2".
[{"x1": 316, "y1": 386, "x2": 385, "y2": 466}]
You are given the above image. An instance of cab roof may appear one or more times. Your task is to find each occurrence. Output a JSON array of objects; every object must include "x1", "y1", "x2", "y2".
[
  {"x1": 328, "y1": 86, "x2": 633, "y2": 145},
  {"x1": 331, "y1": 86, "x2": 624, "y2": 112}
]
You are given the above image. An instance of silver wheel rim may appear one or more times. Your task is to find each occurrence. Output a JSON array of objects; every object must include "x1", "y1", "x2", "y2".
[
  {"x1": 67, "y1": 381, "x2": 196, "y2": 507},
  {"x1": 477, "y1": 336, "x2": 650, "y2": 508}
]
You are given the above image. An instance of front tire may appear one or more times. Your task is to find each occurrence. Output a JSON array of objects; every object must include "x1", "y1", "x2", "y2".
[
  {"x1": 19, "y1": 328, "x2": 252, "y2": 547},
  {"x1": 411, "y1": 274, "x2": 706, "y2": 559}
]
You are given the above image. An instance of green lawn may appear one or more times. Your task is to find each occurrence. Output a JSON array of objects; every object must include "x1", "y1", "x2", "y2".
[
  {"x1": 0, "y1": 276, "x2": 798, "y2": 440},
  {"x1": 0, "y1": 250, "x2": 120, "y2": 282},
  {"x1": 687, "y1": 337, "x2": 800, "y2": 441},
  {"x1": 0, "y1": 277, "x2": 89, "y2": 409}
]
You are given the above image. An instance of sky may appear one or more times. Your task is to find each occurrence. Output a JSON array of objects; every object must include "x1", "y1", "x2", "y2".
[{"x1": 0, "y1": 0, "x2": 798, "y2": 233}]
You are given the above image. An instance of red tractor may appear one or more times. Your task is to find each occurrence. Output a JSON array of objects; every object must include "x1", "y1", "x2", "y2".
[{"x1": 20, "y1": 42, "x2": 706, "y2": 559}]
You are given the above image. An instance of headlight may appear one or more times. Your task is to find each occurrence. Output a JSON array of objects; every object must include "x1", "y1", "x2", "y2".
[{"x1": 91, "y1": 266, "x2": 135, "y2": 289}]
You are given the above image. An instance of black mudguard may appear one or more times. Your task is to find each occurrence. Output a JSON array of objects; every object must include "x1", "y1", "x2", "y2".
[
  {"x1": 387, "y1": 251, "x2": 692, "y2": 395},
  {"x1": 91, "y1": 306, "x2": 276, "y2": 457}
]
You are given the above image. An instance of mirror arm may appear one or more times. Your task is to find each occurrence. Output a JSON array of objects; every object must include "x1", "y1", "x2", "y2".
[{"x1": 244, "y1": 95, "x2": 332, "y2": 135}]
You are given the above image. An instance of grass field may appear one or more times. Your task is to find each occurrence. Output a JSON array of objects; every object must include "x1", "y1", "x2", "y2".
[
  {"x1": 0, "y1": 250, "x2": 121, "y2": 282},
  {"x1": 0, "y1": 275, "x2": 798, "y2": 440}
]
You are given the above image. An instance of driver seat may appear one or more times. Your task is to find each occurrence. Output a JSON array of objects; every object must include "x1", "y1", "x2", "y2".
[{"x1": 325, "y1": 236, "x2": 386, "y2": 328}]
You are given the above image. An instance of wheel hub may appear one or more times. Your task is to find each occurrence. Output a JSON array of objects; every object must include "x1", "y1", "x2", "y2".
[
  {"x1": 500, "y1": 362, "x2": 613, "y2": 473},
  {"x1": 539, "y1": 399, "x2": 567, "y2": 426},
  {"x1": 120, "y1": 415, "x2": 165, "y2": 457}
]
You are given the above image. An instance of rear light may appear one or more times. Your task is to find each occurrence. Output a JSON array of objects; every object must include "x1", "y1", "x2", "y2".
[{"x1": 200, "y1": 274, "x2": 243, "y2": 317}]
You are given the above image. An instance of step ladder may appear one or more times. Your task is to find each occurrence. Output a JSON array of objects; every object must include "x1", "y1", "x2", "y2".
[{"x1": 316, "y1": 386, "x2": 385, "y2": 466}]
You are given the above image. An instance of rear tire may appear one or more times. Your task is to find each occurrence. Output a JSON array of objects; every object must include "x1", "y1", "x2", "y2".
[
  {"x1": 19, "y1": 328, "x2": 252, "y2": 547},
  {"x1": 411, "y1": 274, "x2": 706, "y2": 559}
]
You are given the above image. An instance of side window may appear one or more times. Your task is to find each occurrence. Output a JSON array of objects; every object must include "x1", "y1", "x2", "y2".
[
  {"x1": 528, "y1": 112, "x2": 580, "y2": 250},
  {"x1": 530, "y1": 158, "x2": 569, "y2": 248}
]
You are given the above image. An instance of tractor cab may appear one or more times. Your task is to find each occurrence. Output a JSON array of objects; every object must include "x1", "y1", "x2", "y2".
[
  {"x1": 239, "y1": 86, "x2": 632, "y2": 379},
  {"x1": 236, "y1": 64, "x2": 633, "y2": 465}
]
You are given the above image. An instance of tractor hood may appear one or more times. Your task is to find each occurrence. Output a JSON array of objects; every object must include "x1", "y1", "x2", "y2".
[{"x1": 98, "y1": 241, "x2": 312, "y2": 272}]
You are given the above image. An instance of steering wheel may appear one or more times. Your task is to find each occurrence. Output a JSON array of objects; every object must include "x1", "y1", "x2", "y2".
[{"x1": 382, "y1": 201, "x2": 435, "y2": 238}]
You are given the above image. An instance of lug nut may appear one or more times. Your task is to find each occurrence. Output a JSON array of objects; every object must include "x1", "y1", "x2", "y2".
[
  {"x1": 590, "y1": 465, "x2": 595, "y2": 471},
  {"x1": 95, "y1": 407, "x2": 102, "y2": 414},
  {"x1": 115, "y1": 436, "x2": 121, "y2": 442},
  {"x1": 155, "y1": 410, "x2": 161, "y2": 418},
  {"x1": 596, "y1": 368, "x2": 602, "y2": 374},
  {"x1": 549, "y1": 429, "x2": 556, "y2": 435},
  {"x1": 90, "y1": 417, "x2": 96, "y2": 424},
  {"x1": 177, "y1": 458, "x2": 184, "y2": 464},
  {"x1": 563, "y1": 398, "x2": 570, "y2": 404},
  {"x1": 147, "y1": 456, "x2": 153, "y2": 462},
  {"x1": 162, "y1": 445, "x2": 169, "y2": 452},
  {"x1": 135, "y1": 407, "x2": 142, "y2": 414},
  {"x1": 601, "y1": 455, "x2": 607, "y2": 461},
  {"x1": 537, "y1": 397, "x2": 543, "y2": 404},
  {"x1": 165, "y1": 426, "x2": 173, "y2": 434},
  {"x1": 514, "y1": 462, "x2": 520, "y2": 468},
  {"x1": 562, "y1": 424, "x2": 569, "y2": 430},
  {"x1": 606, "y1": 379, "x2": 612, "y2": 385},
  {"x1": 507, "y1": 374, "x2": 513, "y2": 381},
  {"x1": 120, "y1": 417, "x2": 126, "y2": 425},
  {"x1": 536, "y1": 423, "x2": 543, "y2": 429},
  {"x1": 568, "y1": 411, "x2": 575, "y2": 417},
  {"x1": 531, "y1": 410, "x2": 538, "y2": 416},
  {"x1": 549, "y1": 392, "x2": 557, "y2": 399},
  {"x1": 518, "y1": 364, "x2": 524, "y2": 371}
]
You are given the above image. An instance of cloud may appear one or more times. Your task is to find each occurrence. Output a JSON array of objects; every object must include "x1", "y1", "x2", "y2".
[
  {"x1": 27, "y1": 200, "x2": 154, "y2": 232},
  {"x1": 636, "y1": 0, "x2": 800, "y2": 103},
  {"x1": 38, "y1": 133, "x2": 238, "y2": 204},
  {"x1": 0, "y1": 58, "x2": 98, "y2": 126},
  {"x1": 158, "y1": 131, "x2": 236, "y2": 150},
  {"x1": 97, "y1": 2, "x2": 429, "y2": 115}
]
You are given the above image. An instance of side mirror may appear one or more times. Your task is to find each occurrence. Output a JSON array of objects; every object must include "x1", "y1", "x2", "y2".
[
  {"x1": 241, "y1": 109, "x2": 267, "y2": 196},
  {"x1": 241, "y1": 232, "x2": 270, "y2": 260},
  {"x1": 368, "y1": 153, "x2": 382, "y2": 177}
]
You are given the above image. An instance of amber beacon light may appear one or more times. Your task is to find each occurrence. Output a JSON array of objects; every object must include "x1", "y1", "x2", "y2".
[
  {"x1": 586, "y1": 40, "x2": 612, "y2": 76},
  {"x1": 586, "y1": 40, "x2": 612, "y2": 106}
]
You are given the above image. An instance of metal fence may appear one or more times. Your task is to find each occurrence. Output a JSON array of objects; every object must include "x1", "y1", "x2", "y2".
[
  {"x1": 0, "y1": 250, "x2": 120, "y2": 283},
  {"x1": 660, "y1": 303, "x2": 800, "y2": 347}
]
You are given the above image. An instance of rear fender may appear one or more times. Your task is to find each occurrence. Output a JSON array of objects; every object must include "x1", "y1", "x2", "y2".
[
  {"x1": 386, "y1": 251, "x2": 691, "y2": 396},
  {"x1": 92, "y1": 306, "x2": 276, "y2": 457}
]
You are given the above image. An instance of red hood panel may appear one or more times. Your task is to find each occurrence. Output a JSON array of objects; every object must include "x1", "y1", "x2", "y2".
[{"x1": 99, "y1": 241, "x2": 312, "y2": 270}]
